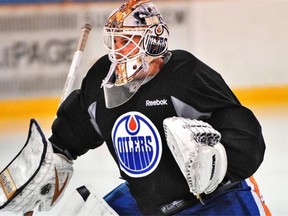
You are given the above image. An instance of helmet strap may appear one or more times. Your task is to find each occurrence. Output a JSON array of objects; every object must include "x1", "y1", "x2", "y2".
[{"x1": 101, "y1": 60, "x2": 117, "y2": 88}]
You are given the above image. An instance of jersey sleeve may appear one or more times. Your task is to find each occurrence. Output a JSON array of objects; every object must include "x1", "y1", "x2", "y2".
[
  {"x1": 188, "y1": 55, "x2": 266, "y2": 181},
  {"x1": 49, "y1": 90, "x2": 104, "y2": 160},
  {"x1": 206, "y1": 106, "x2": 266, "y2": 182},
  {"x1": 168, "y1": 50, "x2": 266, "y2": 182}
]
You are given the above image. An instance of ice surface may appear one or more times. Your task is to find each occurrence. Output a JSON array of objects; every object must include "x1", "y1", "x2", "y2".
[{"x1": 0, "y1": 106, "x2": 287, "y2": 215}]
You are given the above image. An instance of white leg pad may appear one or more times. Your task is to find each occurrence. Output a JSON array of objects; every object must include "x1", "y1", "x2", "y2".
[{"x1": 59, "y1": 184, "x2": 118, "y2": 216}]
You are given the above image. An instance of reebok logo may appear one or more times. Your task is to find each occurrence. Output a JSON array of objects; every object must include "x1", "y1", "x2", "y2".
[{"x1": 146, "y1": 99, "x2": 168, "y2": 106}]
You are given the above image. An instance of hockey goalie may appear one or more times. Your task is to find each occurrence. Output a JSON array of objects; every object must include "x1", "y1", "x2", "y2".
[{"x1": 1, "y1": 0, "x2": 271, "y2": 215}]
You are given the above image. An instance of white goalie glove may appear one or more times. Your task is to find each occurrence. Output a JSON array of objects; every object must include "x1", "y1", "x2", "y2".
[
  {"x1": 0, "y1": 119, "x2": 73, "y2": 215},
  {"x1": 163, "y1": 117, "x2": 227, "y2": 196}
]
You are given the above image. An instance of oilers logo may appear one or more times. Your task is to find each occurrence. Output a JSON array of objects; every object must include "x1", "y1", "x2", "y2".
[{"x1": 112, "y1": 112, "x2": 162, "y2": 178}]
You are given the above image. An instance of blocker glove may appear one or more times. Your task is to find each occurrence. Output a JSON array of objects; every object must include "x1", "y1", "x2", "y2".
[{"x1": 0, "y1": 119, "x2": 73, "y2": 215}]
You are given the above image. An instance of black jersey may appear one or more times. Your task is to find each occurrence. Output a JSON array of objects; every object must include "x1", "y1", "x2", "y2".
[{"x1": 50, "y1": 50, "x2": 265, "y2": 214}]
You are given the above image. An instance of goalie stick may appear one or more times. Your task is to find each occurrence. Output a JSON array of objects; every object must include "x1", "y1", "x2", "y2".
[
  {"x1": 60, "y1": 23, "x2": 92, "y2": 104},
  {"x1": 27, "y1": 24, "x2": 92, "y2": 216},
  {"x1": 27, "y1": 24, "x2": 93, "y2": 216},
  {"x1": 0, "y1": 24, "x2": 92, "y2": 216}
]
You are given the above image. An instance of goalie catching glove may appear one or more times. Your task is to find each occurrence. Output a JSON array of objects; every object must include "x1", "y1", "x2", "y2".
[
  {"x1": 163, "y1": 117, "x2": 227, "y2": 196},
  {"x1": 0, "y1": 119, "x2": 73, "y2": 215}
]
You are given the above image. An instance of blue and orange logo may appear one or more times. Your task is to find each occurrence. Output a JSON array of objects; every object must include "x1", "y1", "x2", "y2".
[{"x1": 112, "y1": 112, "x2": 162, "y2": 178}]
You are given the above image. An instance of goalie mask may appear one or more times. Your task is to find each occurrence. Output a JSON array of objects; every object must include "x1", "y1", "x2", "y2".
[{"x1": 102, "y1": 0, "x2": 169, "y2": 108}]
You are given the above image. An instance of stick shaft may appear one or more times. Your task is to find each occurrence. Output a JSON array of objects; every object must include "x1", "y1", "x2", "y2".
[
  {"x1": 21, "y1": 25, "x2": 91, "y2": 216},
  {"x1": 59, "y1": 24, "x2": 92, "y2": 105}
]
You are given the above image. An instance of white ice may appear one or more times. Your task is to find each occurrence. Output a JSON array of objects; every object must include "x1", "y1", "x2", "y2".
[{"x1": 0, "y1": 106, "x2": 287, "y2": 215}]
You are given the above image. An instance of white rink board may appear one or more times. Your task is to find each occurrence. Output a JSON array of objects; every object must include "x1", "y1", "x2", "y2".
[
  {"x1": 1, "y1": 0, "x2": 288, "y2": 99},
  {"x1": 0, "y1": 2, "x2": 190, "y2": 99}
]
